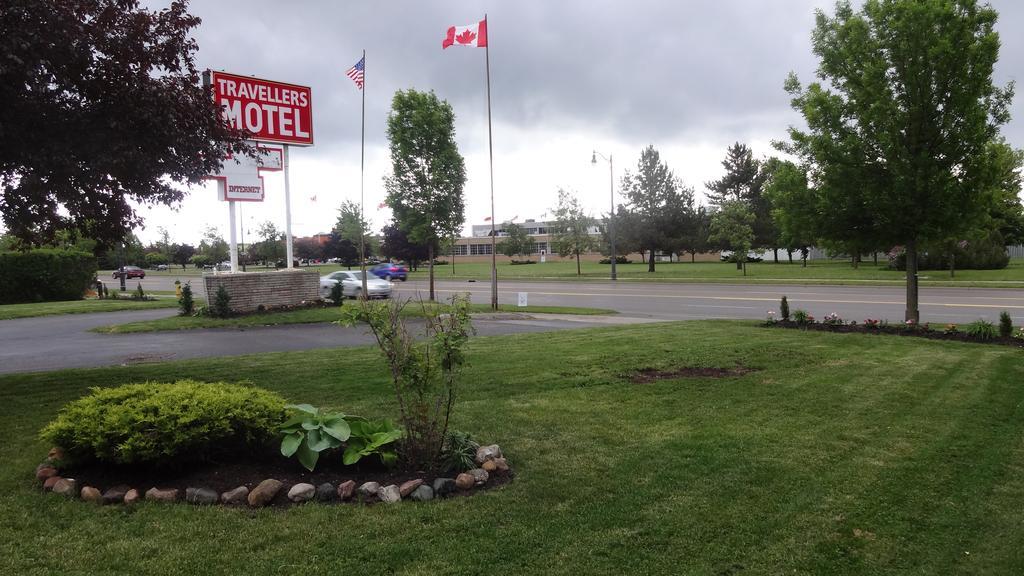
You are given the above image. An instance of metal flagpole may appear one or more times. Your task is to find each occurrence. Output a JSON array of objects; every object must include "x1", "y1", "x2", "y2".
[
  {"x1": 359, "y1": 49, "x2": 368, "y2": 299},
  {"x1": 485, "y1": 14, "x2": 497, "y2": 310},
  {"x1": 283, "y1": 145, "x2": 294, "y2": 268}
]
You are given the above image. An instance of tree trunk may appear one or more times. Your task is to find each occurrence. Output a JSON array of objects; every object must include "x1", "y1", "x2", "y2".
[
  {"x1": 950, "y1": 251, "x2": 955, "y2": 278},
  {"x1": 691, "y1": 252, "x2": 695, "y2": 263},
  {"x1": 905, "y1": 239, "x2": 920, "y2": 323},
  {"x1": 773, "y1": 248, "x2": 779, "y2": 264},
  {"x1": 787, "y1": 249, "x2": 793, "y2": 264},
  {"x1": 873, "y1": 252, "x2": 878, "y2": 266},
  {"x1": 648, "y1": 250, "x2": 656, "y2": 272},
  {"x1": 640, "y1": 250, "x2": 646, "y2": 263},
  {"x1": 742, "y1": 260, "x2": 747, "y2": 276},
  {"x1": 576, "y1": 252, "x2": 581, "y2": 276},
  {"x1": 852, "y1": 253, "x2": 859, "y2": 269},
  {"x1": 428, "y1": 244, "x2": 435, "y2": 301}
]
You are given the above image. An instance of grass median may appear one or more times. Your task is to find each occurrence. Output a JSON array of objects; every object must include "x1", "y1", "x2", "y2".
[
  {"x1": 0, "y1": 297, "x2": 184, "y2": 320},
  {"x1": 90, "y1": 303, "x2": 617, "y2": 334},
  {"x1": 3, "y1": 321, "x2": 1023, "y2": 574}
]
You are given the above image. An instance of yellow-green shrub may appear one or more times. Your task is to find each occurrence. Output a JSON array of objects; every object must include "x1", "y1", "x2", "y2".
[{"x1": 40, "y1": 380, "x2": 287, "y2": 466}]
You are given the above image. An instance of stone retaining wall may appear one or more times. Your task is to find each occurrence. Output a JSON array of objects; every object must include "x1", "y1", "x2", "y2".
[{"x1": 202, "y1": 270, "x2": 319, "y2": 313}]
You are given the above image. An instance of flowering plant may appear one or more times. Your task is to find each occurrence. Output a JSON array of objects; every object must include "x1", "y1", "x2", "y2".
[
  {"x1": 943, "y1": 324, "x2": 958, "y2": 335},
  {"x1": 863, "y1": 318, "x2": 881, "y2": 329},
  {"x1": 1014, "y1": 327, "x2": 1024, "y2": 341},
  {"x1": 765, "y1": 310, "x2": 778, "y2": 325},
  {"x1": 822, "y1": 312, "x2": 843, "y2": 326}
]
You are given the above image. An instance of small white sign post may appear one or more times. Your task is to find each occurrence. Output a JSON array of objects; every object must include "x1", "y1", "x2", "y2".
[
  {"x1": 208, "y1": 145, "x2": 283, "y2": 272},
  {"x1": 517, "y1": 292, "x2": 528, "y2": 307}
]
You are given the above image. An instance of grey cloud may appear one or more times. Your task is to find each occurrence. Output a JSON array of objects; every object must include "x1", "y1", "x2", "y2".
[{"x1": 179, "y1": 0, "x2": 1023, "y2": 158}]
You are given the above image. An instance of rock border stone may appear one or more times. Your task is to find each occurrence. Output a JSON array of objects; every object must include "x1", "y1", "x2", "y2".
[{"x1": 34, "y1": 444, "x2": 512, "y2": 509}]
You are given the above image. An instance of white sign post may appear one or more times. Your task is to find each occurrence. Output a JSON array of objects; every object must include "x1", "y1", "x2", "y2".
[{"x1": 208, "y1": 145, "x2": 283, "y2": 272}]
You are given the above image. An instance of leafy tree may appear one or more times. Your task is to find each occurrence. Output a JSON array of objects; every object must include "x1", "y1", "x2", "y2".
[
  {"x1": 679, "y1": 205, "x2": 714, "y2": 263},
  {"x1": 255, "y1": 221, "x2": 284, "y2": 264},
  {"x1": 710, "y1": 201, "x2": 756, "y2": 275},
  {"x1": 156, "y1": 226, "x2": 173, "y2": 263},
  {"x1": 384, "y1": 89, "x2": 467, "y2": 300},
  {"x1": 144, "y1": 252, "x2": 169, "y2": 268},
  {"x1": 334, "y1": 200, "x2": 378, "y2": 259},
  {"x1": 380, "y1": 223, "x2": 429, "y2": 271},
  {"x1": 706, "y1": 143, "x2": 779, "y2": 261},
  {"x1": 620, "y1": 145, "x2": 684, "y2": 272},
  {"x1": 0, "y1": 0, "x2": 246, "y2": 247},
  {"x1": 324, "y1": 236, "x2": 360, "y2": 269},
  {"x1": 783, "y1": 0, "x2": 1014, "y2": 322},
  {"x1": 600, "y1": 205, "x2": 642, "y2": 261},
  {"x1": 551, "y1": 189, "x2": 598, "y2": 275},
  {"x1": 198, "y1": 227, "x2": 228, "y2": 264},
  {"x1": 498, "y1": 222, "x2": 534, "y2": 259},
  {"x1": 293, "y1": 237, "x2": 323, "y2": 262},
  {"x1": 763, "y1": 160, "x2": 818, "y2": 267},
  {"x1": 172, "y1": 243, "x2": 195, "y2": 269}
]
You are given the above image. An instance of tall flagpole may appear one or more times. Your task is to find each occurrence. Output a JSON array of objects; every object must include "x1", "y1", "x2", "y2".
[
  {"x1": 359, "y1": 49, "x2": 368, "y2": 299},
  {"x1": 485, "y1": 14, "x2": 497, "y2": 310}
]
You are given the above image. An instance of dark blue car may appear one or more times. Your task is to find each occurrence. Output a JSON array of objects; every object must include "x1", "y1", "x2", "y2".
[{"x1": 370, "y1": 263, "x2": 408, "y2": 281}]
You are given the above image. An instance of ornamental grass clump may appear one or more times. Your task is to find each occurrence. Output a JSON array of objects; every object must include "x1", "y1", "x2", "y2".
[
  {"x1": 40, "y1": 380, "x2": 287, "y2": 467},
  {"x1": 340, "y1": 295, "x2": 474, "y2": 472}
]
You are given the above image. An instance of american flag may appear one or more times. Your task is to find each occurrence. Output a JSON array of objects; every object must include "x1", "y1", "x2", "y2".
[{"x1": 346, "y1": 57, "x2": 365, "y2": 90}]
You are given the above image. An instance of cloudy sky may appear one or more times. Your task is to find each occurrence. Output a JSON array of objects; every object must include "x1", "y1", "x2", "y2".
[{"x1": 134, "y1": 0, "x2": 1024, "y2": 245}]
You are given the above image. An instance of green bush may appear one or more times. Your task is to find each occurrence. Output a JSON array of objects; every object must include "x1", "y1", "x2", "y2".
[
  {"x1": 999, "y1": 311, "x2": 1013, "y2": 339},
  {"x1": 0, "y1": 249, "x2": 98, "y2": 304},
  {"x1": 178, "y1": 282, "x2": 195, "y2": 316},
  {"x1": 40, "y1": 380, "x2": 287, "y2": 466},
  {"x1": 212, "y1": 285, "x2": 232, "y2": 317}
]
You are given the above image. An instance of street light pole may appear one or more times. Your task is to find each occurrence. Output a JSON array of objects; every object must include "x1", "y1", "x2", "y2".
[{"x1": 592, "y1": 151, "x2": 616, "y2": 281}]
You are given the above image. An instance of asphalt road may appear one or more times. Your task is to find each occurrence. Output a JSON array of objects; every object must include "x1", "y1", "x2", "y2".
[
  {"x1": 0, "y1": 308, "x2": 645, "y2": 375},
  {"x1": 16, "y1": 276, "x2": 1014, "y2": 375},
  {"x1": 133, "y1": 274, "x2": 1024, "y2": 324},
  {"x1": 399, "y1": 279, "x2": 1024, "y2": 325}
]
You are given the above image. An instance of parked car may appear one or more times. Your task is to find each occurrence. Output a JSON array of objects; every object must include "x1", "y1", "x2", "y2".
[
  {"x1": 112, "y1": 266, "x2": 145, "y2": 279},
  {"x1": 155, "y1": 264, "x2": 169, "y2": 271},
  {"x1": 320, "y1": 271, "x2": 392, "y2": 300},
  {"x1": 369, "y1": 263, "x2": 408, "y2": 281}
]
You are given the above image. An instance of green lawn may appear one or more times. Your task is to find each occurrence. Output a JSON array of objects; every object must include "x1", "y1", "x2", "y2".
[
  {"x1": 0, "y1": 297, "x2": 184, "y2": 320},
  {"x1": 91, "y1": 303, "x2": 616, "y2": 334},
  {"x1": 2, "y1": 321, "x2": 1023, "y2": 574}
]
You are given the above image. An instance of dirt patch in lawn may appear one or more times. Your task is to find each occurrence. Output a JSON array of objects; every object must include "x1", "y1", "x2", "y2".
[
  {"x1": 631, "y1": 366, "x2": 758, "y2": 384},
  {"x1": 58, "y1": 449, "x2": 513, "y2": 507}
]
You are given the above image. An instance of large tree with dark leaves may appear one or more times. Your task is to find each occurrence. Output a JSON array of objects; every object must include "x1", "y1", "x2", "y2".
[
  {"x1": 783, "y1": 0, "x2": 1014, "y2": 322},
  {"x1": 0, "y1": 0, "x2": 245, "y2": 247}
]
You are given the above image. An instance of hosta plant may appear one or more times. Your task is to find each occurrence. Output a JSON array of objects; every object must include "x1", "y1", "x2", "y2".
[
  {"x1": 343, "y1": 417, "x2": 402, "y2": 467},
  {"x1": 280, "y1": 404, "x2": 351, "y2": 471}
]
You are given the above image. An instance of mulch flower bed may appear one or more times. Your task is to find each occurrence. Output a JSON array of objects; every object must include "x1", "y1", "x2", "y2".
[
  {"x1": 767, "y1": 320, "x2": 1024, "y2": 347},
  {"x1": 35, "y1": 445, "x2": 513, "y2": 508}
]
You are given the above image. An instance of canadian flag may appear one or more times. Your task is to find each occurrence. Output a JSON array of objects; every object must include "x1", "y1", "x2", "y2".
[{"x1": 442, "y1": 19, "x2": 487, "y2": 49}]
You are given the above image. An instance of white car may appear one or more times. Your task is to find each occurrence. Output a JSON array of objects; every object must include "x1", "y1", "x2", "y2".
[{"x1": 320, "y1": 271, "x2": 392, "y2": 300}]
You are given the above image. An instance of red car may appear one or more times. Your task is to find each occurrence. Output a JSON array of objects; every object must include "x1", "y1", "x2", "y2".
[{"x1": 112, "y1": 266, "x2": 146, "y2": 279}]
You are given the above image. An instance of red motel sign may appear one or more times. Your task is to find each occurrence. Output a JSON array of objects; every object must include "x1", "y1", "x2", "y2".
[{"x1": 206, "y1": 70, "x2": 314, "y2": 146}]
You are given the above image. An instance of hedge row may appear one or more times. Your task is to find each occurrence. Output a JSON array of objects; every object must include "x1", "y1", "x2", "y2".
[{"x1": 0, "y1": 249, "x2": 98, "y2": 304}]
